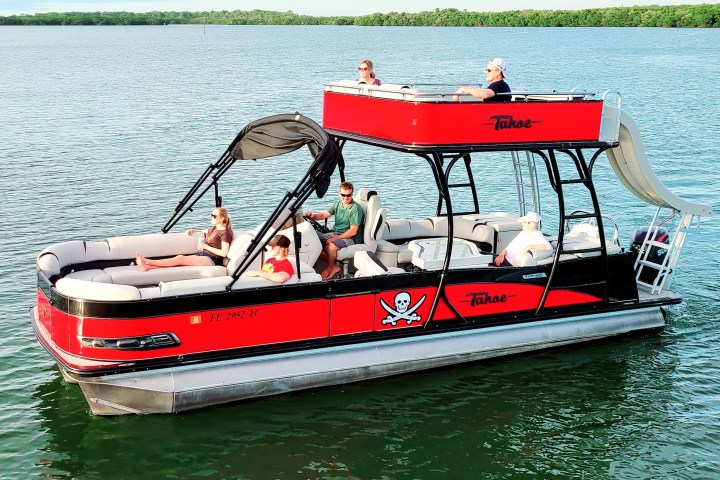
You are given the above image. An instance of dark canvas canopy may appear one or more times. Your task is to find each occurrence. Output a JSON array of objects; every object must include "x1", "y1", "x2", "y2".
[
  {"x1": 228, "y1": 113, "x2": 344, "y2": 198},
  {"x1": 163, "y1": 113, "x2": 343, "y2": 233}
]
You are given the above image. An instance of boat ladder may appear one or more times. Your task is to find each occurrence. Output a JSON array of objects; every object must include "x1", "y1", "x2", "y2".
[{"x1": 634, "y1": 207, "x2": 696, "y2": 295}]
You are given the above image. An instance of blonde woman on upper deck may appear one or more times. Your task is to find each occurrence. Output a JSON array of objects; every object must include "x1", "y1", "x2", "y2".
[{"x1": 357, "y1": 59, "x2": 381, "y2": 86}]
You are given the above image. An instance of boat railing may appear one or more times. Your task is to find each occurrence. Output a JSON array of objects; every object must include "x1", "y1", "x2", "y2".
[
  {"x1": 324, "y1": 81, "x2": 597, "y2": 103},
  {"x1": 565, "y1": 210, "x2": 621, "y2": 247},
  {"x1": 599, "y1": 90, "x2": 623, "y2": 144}
]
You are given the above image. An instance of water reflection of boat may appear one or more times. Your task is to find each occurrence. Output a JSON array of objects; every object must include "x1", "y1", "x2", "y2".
[{"x1": 31, "y1": 83, "x2": 712, "y2": 415}]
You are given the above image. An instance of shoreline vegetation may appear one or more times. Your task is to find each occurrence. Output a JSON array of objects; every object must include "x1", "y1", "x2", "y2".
[{"x1": 1, "y1": 4, "x2": 718, "y2": 27}]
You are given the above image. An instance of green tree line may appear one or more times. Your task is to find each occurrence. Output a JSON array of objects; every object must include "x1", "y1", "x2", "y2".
[{"x1": 1, "y1": 5, "x2": 718, "y2": 27}]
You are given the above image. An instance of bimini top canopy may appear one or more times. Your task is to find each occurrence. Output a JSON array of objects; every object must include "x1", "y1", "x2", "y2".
[
  {"x1": 163, "y1": 113, "x2": 344, "y2": 232},
  {"x1": 228, "y1": 113, "x2": 343, "y2": 198}
]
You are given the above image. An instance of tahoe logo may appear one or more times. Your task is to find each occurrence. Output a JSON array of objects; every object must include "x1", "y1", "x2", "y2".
[
  {"x1": 486, "y1": 115, "x2": 541, "y2": 131},
  {"x1": 463, "y1": 291, "x2": 509, "y2": 307}
]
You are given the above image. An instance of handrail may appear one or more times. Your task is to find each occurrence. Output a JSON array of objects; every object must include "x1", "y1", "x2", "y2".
[
  {"x1": 600, "y1": 90, "x2": 623, "y2": 142},
  {"x1": 325, "y1": 82, "x2": 597, "y2": 102},
  {"x1": 566, "y1": 209, "x2": 621, "y2": 247}
]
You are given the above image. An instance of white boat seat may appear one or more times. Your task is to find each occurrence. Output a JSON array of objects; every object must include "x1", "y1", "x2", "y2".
[
  {"x1": 64, "y1": 269, "x2": 112, "y2": 283},
  {"x1": 37, "y1": 233, "x2": 199, "y2": 277},
  {"x1": 376, "y1": 216, "x2": 496, "y2": 268},
  {"x1": 102, "y1": 265, "x2": 229, "y2": 286},
  {"x1": 225, "y1": 205, "x2": 293, "y2": 272},
  {"x1": 460, "y1": 212, "x2": 522, "y2": 251},
  {"x1": 512, "y1": 248, "x2": 554, "y2": 267},
  {"x1": 225, "y1": 211, "x2": 321, "y2": 273},
  {"x1": 547, "y1": 230, "x2": 623, "y2": 259},
  {"x1": 354, "y1": 251, "x2": 404, "y2": 277},
  {"x1": 55, "y1": 277, "x2": 143, "y2": 301},
  {"x1": 55, "y1": 261, "x2": 322, "y2": 301},
  {"x1": 160, "y1": 261, "x2": 321, "y2": 296},
  {"x1": 65, "y1": 265, "x2": 229, "y2": 286}
]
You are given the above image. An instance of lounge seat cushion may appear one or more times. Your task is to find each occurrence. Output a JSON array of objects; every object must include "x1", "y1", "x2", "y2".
[
  {"x1": 106, "y1": 233, "x2": 198, "y2": 259},
  {"x1": 549, "y1": 232, "x2": 623, "y2": 258},
  {"x1": 461, "y1": 212, "x2": 522, "y2": 232},
  {"x1": 160, "y1": 263, "x2": 321, "y2": 296},
  {"x1": 37, "y1": 233, "x2": 202, "y2": 277},
  {"x1": 378, "y1": 216, "x2": 497, "y2": 267},
  {"x1": 65, "y1": 269, "x2": 113, "y2": 283},
  {"x1": 55, "y1": 278, "x2": 141, "y2": 301},
  {"x1": 37, "y1": 241, "x2": 89, "y2": 276},
  {"x1": 103, "y1": 265, "x2": 229, "y2": 286}
]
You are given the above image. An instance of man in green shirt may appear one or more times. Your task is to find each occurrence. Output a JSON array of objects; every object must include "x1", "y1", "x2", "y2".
[{"x1": 303, "y1": 181, "x2": 364, "y2": 280}]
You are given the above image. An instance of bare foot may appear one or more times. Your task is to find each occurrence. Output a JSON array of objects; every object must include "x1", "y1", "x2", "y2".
[
  {"x1": 320, "y1": 266, "x2": 331, "y2": 280},
  {"x1": 135, "y1": 252, "x2": 148, "y2": 272},
  {"x1": 326, "y1": 262, "x2": 341, "y2": 280}
]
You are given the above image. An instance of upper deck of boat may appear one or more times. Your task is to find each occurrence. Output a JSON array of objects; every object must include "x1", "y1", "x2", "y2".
[{"x1": 322, "y1": 81, "x2": 621, "y2": 152}]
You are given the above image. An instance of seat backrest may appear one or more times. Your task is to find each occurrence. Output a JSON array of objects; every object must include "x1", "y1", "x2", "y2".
[
  {"x1": 354, "y1": 188, "x2": 381, "y2": 246},
  {"x1": 278, "y1": 220, "x2": 323, "y2": 267},
  {"x1": 226, "y1": 206, "x2": 293, "y2": 272}
]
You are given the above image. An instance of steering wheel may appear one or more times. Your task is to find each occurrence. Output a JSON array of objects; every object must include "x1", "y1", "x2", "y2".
[{"x1": 303, "y1": 215, "x2": 328, "y2": 233}]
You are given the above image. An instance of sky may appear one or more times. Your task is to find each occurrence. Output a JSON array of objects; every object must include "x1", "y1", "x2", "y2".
[{"x1": 0, "y1": 0, "x2": 711, "y2": 16}]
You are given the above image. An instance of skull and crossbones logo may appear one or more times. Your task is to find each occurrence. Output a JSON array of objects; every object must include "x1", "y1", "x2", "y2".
[{"x1": 380, "y1": 291, "x2": 426, "y2": 326}]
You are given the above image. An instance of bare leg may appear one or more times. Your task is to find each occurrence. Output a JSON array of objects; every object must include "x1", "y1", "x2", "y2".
[
  {"x1": 322, "y1": 244, "x2": 341, "y2": 280},
  {"x1": 136, "y1": 253, "x2": 214, "y2": 271},
  {"x1": 319, "y1": 247, "x2": 332, "y2": 279}
]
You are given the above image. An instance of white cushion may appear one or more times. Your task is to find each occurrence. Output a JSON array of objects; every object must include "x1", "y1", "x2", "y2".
[
  {"x1": 38, "y1": 233, "x2": 209, "y2": 277},
  {"x1": 107, "y1": 233, "x2": 198, "y2": 259},
  {"x1": 226, "y1": 232, "x2": 259, "y2": 272},
  {"x1": 383, "y1": 219, "x2": 411, "y2": 240},
  {"x1": 55, "y1": 278, "x2": 141, "y2": 301},
  {"x1": 139, "y1": 287, "x2": 162, "y2": 299},
  {"x1": 462, "y1": 212, "x2": 522, "y2": 232},
  {"x1": 159, "y1": 267, "x2": 322, "y2": 296},
  {"x1": 65, "y1": 269, "x2": 113, "y2": 283},
  {"x1": 37, "y1": 241, "x2": 87, "y2": 276},
  {"x1": 103, "y1": 265, "x2": 228, "y2": 286},
  {"x1": 424, "y1": 217, "x2": 449, "y2": 237},
  {"x1": 408, "y1": 218, "x2": 438, "y2": 238},
  {"x1": 85, "y1": 241, "x2": 112, "y2": 262},
  {"x1": 354, "y1": 251, "x2": 403, "y2": 277},
  {"x1": 278, "y1": 220, "x2": 323, "y2": 267},
  {"x1": 397, "y1": 246, "x2": 414, "y2": 264}
]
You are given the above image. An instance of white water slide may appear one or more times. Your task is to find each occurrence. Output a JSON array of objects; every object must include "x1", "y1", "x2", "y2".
[
  {"x1": 601, "y1": 105, "x2": 712, "y2": 294},
  {"x1": 604, "y1": 107, "x2": 712, "y2": 217}
]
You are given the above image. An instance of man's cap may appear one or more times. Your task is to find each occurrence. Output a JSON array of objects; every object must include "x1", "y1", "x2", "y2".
[
  {"x1": 489, "y1": 57, "x2": 507, "y2": 77},
  {"x1": 520, "y1": 211, "x2": 541, "y2": 223}
]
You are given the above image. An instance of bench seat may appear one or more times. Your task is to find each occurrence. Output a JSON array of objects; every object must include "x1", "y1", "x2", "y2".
[
  {"x1": 55, "y1": 261, "x2": 322, "y2": 301},
  {"x1": 376, "y1": 216, "x2": 498, "y2": 268},
  {"x1": 104, "y1": 265, "x2": 229, "y2": 286}
]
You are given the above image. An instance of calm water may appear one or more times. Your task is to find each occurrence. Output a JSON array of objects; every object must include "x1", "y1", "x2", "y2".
[{"x1": 1, "y1": 25, "x2": 719, "y2": 479}]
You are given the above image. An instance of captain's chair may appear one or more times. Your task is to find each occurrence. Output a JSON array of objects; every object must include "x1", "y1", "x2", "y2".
[{"x1": 335, "y1": 188, "x2": 387, "y2": 277}]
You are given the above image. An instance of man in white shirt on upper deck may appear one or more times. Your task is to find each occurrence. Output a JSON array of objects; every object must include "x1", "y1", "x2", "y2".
[{"x1": 494, "y1": 211, "x2": 552, "y2": 266}]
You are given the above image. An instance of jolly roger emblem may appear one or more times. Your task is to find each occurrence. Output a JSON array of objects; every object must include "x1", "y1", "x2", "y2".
[{"x1": 380, "y1": 291, "x2": 426, "y2": 326}]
